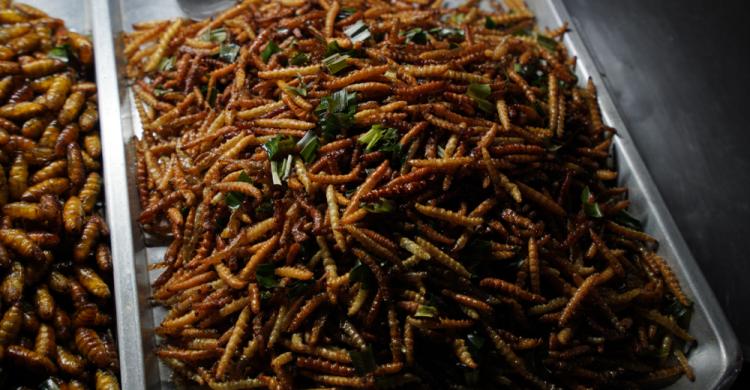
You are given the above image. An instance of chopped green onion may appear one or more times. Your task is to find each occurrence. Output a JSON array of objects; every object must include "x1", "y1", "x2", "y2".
[
  {"x1": 402, "y1": 27, "x2": 428, "y2": 44},
  {"x1": 665, "y1": 299, "x2": 693, "y2": 327},
  {"x1": 428, "y1": 27, "x2": 464, "y2": 41},
  {"x1": 363, "y1": 198, "x2": 394, "y2": 214},
  {"x1": 348, "y1": 347, "x2": 377, "y2": 376},
  {"x1": 223, "y1": 171, "x2": 253, "y2": 210},
  {"x1": 47, "y1": 45, "x2": 71, "y2": 63},
  {"x1": 238, "y1": 171, "x2": 252, "y2": 183},
  {"x1": 358, "y1": 124, "x2": 401, "y2": 158},
  {"x1": 260, "y1": 41, "x2": 280, "y2": 63},
  {"x1": 315, "y1": 90, "x2": 357, "y2": 139},
  {"x1": 536, "y1": 33, "x2": 558, "y2": 52},
  {"x1": 485, "y1": 16, "x2": 498, "y2": 29},
  {"x1": 285, "y1": 85, "x2": 307, "y2": 96},
  {"x1": 200, "y1": 85, "x2": 218, "y2": 107},
  {"x1": 297, "y1": 131, "x2": 320, "y2": 163},
  {"x1": 200, "y1": 27, "x2": 228, "y2": 43},
  {"x1": 287, "y1": 280, "x2": 314, "y2": 298},
  {"x1": 270, "y1": 155, "x2": 293, "y2": 185},
  {"x1": 466, "y1": 83, "x2": 494, "y2": 114},
  {"x1": 270, "y1": 161, "x2": 282, "y2": 185},
  {"x1": 581, "y1": 186, "x2": 603, "y2": 218},
  {"x1": 437, "y1": 145, "x2": 446, "y2": 158},
  {"x1": 324, "y1": 40, "x2": 343, "y2": 56},
  {"x1": 255, "y1": 263, "x2": 278, "y2": 289},
  {"x1": 337, "y1": 7, "x2": 357, "y2": 20},
  {"x1": 344, "y1": 20, "x2": 371, "y2": 43},
  {"x1": 322, "y1": 53, "x2": 350, "y2": 74},
  {"x1": 290, "y1": 52, "x2": 309, "y2": 66},
  {"x1": 613, "y1": 210, "x2": 643, "y2": 231},
  {"x1": 263, "y1": 135, "x2": 296, "y2": 160},
  {"x1": 158, "y1": 56, "x2": 175, "y2": 72},
  {"x1": 287, "y1": 74, "x2": 309, "y2": 97},
  {"x1": 358, "y1": 126, "x2": 384, "y2": 152},
  {"x1": 218, "y1": 43, "x2": 240, "y2": 63},
  {"x1": 224, "y1": 191, "x2": 243, "y2": 210},
  {"x1": 415, "y1": 304, "x2": 438, "y2": 318}
]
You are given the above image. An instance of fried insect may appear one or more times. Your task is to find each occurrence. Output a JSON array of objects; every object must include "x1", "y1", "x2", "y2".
[
  {"x1": 1, "y1": 260, "x2": 23, "y2": 303},
  {"x1": 7, "y1": 344, "x2": 57, "y2": 374},
  {"x1": 0, "y1": 4, "x2": 119, "y2": 387},
  {"x1": 74, "y1": 266, "x2": 110, "y2": 299},
  {"x1": 0, "y1": 303, "x2": 22, "y2": 356},
  {"x1": 74, "y1": 327, "x2": 118, "y2": 370},
  {"x1": 73, "y1": 215, "x2": 101, "y2": 262},
  {"x1": 0, "y1": 228, "x2": 43, "y2": 259},
  {"x1": 8, "y1": 153, "x2": 27, "y2": 200},
  {"x1": 79, "y1": 172, "x2": 101, "y2": 213},
  {"x1": 95, "y1": 369, "x2": 121, "y2": 390},
  {"x1": 56, "y1": 345, "x2": 86, "y2": 376},
  {"x1": 127, "y1": 0, "x2": 695, "y2": 388},
  {"x1": 63, "y1": 195, "x2": 84, "y2": 234},
  {"x1": 34, "y1": 284, "x2": 55, "y2": 320}
]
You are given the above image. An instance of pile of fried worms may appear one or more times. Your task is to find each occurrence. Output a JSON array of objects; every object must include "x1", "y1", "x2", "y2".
[
  {"x1": 126, "y1": 0, "x2": 695, "y2": 388},
  {"x1": 0, "y1": 1, "x2": 120, "y2": 389}
]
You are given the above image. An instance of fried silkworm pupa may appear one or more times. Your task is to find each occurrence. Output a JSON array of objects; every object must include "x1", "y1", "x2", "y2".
[
  {"x1": 95, "y1": 244, "x2": 112, "y2": 273},
  {"x1": 79, "y1": 172, "x2": 102, "y2": 213},
  {"x1": 7, "y1": 344, "x2": 58, "y2": 374},
  {"x1": 74, "y1": 327, "x2": 118, "y2": 370},
  {"x1": 0, "y1": 303, "x2": 22, "y2": 354},
  {"x1": 35, "y1": 284, "x2": 55, "y2": 320},
  {"x1": 35, "y1": 323, "x2": 56, "y2": 358},
  {"x1": 52, "y1": 307, "x2": 72, "y2": 341},
  {"x1": 74, "y1": 266, "x2": 110, "y2": 298},
  {"x1": 0, "y1": 228, "x2": 44, "y2": 259},
  {"x1": 73, "y1": 216, "x2": 101, "y2": 262},
  {"x1": 56, "y1": 345, "x2": 86, "y2": 377},
  {"x1": 1, "y1": 261, "x2": 24, "y2": 303},
  {"x1": 58, "y1": 91, "x2": 85, "y2": 126},
  {"x1": 67, "y1": 142, "x2": 85, "y2": 191},
  {"x1": 8, "y1": 153, "x2": 28, "y2": 200},
  {"x1": 63, "y1": 195, "x2": 84, "y2": 234},
  {"x1": 96, "y1": 369, "x2": 121, "y2": 390}
]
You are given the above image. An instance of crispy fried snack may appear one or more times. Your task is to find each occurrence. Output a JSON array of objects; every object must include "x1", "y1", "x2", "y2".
[
  {"x1": 127, "y1": 0, "x2": 693, "y2": 388},
  {"x1": 0, "y1": 1, "x2": 119, "y2": 388}
]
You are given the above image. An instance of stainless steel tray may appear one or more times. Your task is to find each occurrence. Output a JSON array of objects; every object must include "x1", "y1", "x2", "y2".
[
  {"x1": 90, "y1": 0, "x2": 742, "y2": 388},
  {"x1": 15, "y1": 0, "x2": 132, "y2": 386}
]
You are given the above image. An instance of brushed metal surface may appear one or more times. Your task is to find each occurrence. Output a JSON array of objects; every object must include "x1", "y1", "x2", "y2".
[
  {"x1": 90, "y1": 0, "x2": 742, "y2": 388},
  {"x1": 528, "y1": 2, "x2": 741, "y2": 387},
  {"x1": 14, "y1": 1, "x2": 145, "y2": 389},
  {"x1": 90, "y1": 0, "x2": 149, "y2": 389},
  {"x1": 562, "y1": 0, "x2": 750, "y2": 362}
]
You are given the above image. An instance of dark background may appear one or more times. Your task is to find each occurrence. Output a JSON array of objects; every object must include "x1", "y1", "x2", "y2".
[{"x1": 562, "y1": 0, "x2": 750, "y2": 386}]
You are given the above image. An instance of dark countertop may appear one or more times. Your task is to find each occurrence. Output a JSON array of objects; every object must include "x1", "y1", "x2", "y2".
[{"x1": 561, "y1": 0, "x2": 750, "y2": 385}]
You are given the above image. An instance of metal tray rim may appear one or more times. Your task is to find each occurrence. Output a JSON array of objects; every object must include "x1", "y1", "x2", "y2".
[
  {"x1": 91, "y1": 0, "x2": 148, "y2": 388},
  {"x1": 540, "y1": 0, "x2": 742, "y2": 387},
  {"x1": 90, "y1": 0, "x2": 743, "y2": 388}
]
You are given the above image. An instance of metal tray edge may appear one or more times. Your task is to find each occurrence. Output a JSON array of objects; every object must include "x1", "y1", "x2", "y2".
[
  {"x1": 91, "y1": 0, "x2": 148, "y2": 388},
  {"x1": 94, "y1": 0, "x2": 742, "y2": 388},
  {"x1": 541, "y1": 0, "x2": 742, "y2": 387}
]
